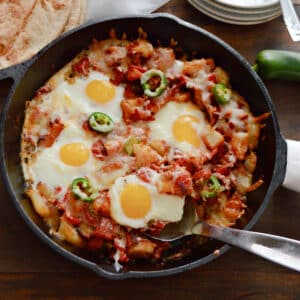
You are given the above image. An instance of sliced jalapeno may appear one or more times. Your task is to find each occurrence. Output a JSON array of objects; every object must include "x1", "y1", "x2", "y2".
[
  {"x1": 71, "y1": 178, "x2": 97, "y2": 202},
  {"x1": 200, "y1": 175, "x2": 222, "y2": 199},
  {"x1": 201, "y1": 190, "x2": 218, "y2": 199},
  {"x1": 140, "y1": 69, "x2": 168, "y2": 97},
  {"x1": 212, "y1": 83, "x2": 232, "y2": 105},
  {"x1": 124, "y1": 137, "x2": 140, "y2": 155},
  {"x1": 88, "y1": 112, "x2": 114, "y2": 133}
]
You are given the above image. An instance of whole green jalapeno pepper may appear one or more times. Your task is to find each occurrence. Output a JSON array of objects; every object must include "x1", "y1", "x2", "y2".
[{"x1": 254, "y1": 50, "x2": 300, "y2": 81}]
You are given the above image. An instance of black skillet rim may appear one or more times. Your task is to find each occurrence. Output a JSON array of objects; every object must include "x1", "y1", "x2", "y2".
[{"x1": 0, "y1": 13, "x2": 287, "y2": 279}]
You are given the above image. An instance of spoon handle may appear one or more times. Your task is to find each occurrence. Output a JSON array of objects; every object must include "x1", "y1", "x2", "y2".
[
  {"x1": 280, "y1": 0, "x2": 300, "y2": 42},
  {"x1": 197, "y1": 223, "x2": 300, "y2": 272}
]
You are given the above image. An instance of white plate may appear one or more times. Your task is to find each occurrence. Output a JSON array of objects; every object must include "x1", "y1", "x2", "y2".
[
  {"x1": 188, "y1": 0, "x2": 281, "y2": 24},
  {"x1": 202, "y1": 0, "x2": 280, "y2": 14},
  {"x1": 194, "y1": 0, "x2": 280, "y2": 20},
  {"x1": 213, "y1": 0, "x2": 279, "y2": 9}
]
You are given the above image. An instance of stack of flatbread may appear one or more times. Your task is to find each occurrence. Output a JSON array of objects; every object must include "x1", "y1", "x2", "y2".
[{"x1": 0, "y1": 0, "x2": 87, "y2": 69}]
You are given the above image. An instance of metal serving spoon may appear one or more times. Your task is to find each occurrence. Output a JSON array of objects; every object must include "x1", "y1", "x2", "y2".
[
  {"x1": 148, "y1": 203, "x2": 300, "y2": 272},
  {"x1": 280, "y1": 0, "x2": 300, "y2": 42}
]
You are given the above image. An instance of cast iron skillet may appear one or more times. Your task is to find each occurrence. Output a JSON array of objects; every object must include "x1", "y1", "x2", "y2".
[{"x1": 0, "y1": 14, "x2": 287, "y2": 279}]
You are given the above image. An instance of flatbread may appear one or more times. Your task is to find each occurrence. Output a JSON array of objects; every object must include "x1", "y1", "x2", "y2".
[
  {"x1": 0, "y1": 0, "x2": 72, "y2": 69},
  {"x1": 63, "y1": 0, "x2": 83, "y2": 32},
  {"x1": 78, "y1": 0, "x2": 87, "y2": 24},
  {"x1": 0, "y1": 0, "x2": 37, "y2": 56}
]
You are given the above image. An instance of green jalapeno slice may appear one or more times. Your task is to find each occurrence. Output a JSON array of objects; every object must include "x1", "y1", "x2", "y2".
[
  {"x1": 124, "y1": 137, "x2": 140, "y2": 156},
  {"x1": 212, "y1": 83, "x2": 232, "y2": 105},
  {"x1": 140, "y1": 69, "x2": 168, "y2": 97},
  {"x1": 201, "y1": 175, "x2": 222, "y2": 199},
  {"x1": 71, "y1": 178, "x2": 97, "y2": 202},
  {"x1": 88, "y1": 112, "x2": 114, "y2": 133}
]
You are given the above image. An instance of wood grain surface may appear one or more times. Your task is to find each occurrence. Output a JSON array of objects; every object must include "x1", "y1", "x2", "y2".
[{"x1": 0, "y1": 1, "x2": 300, "y2": 299}]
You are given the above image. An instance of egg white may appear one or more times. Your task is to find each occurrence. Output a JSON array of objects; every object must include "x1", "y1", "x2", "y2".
[
  {"x1": 110, "y1": 172, "x2": 185, "y2": 229},
  {"x1": 148, "y1": 101, "x2": 210, "y2": 155},
  {"x1": 29, "y1": 122, "x2": 103, "y2": 193},
  {"x1": 42, "y1": 70, "x2": 124, "y2": 126}
]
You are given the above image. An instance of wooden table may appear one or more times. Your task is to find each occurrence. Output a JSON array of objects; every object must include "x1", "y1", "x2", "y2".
[{"x1": 1, "y1": 1, "x2": 300, "y2": 299}]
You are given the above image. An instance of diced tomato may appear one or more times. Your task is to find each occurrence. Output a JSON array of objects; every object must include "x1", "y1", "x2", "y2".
[
  {"x1": 38, "y1": 119, "x2": 64, "y2": 147},
  {"x1": 215, "y1": 166, "x2": 230, "y2": 176},
  {"x1": 36, "y1": 84, "x2": 52, "y2": 97},
  {"x1": 208, "y1": 74, "x2": 217, "y2": 83},
  {"x1": 126, "y1": 65, "x2": 146, "y2": 81},
  {"x1": 64, "y1": 212, "x2": 82, "y2": 226},
  {"x1": 54, "y1": 186, "x2": 62, "y2": 194},
  {"x1": 93, "y1": 217, "x2": 115, "y2": 240},
  {"x1": 73, "y1": 56, "x2": 90, "y2": 76},
  {"x1": 82, "y1": 120, "x2": 93, "y2": 133},
  {"x1": 111, "y1": 66, "x2": 126, "y2": 85},
  {"x1": 91, "y1": 139, "x2": 107, "y2": 160}
]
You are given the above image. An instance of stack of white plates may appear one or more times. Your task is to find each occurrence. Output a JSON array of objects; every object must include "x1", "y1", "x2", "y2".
[{"x1": 188, "y1": 0, "x2": 281, "y2": 25}]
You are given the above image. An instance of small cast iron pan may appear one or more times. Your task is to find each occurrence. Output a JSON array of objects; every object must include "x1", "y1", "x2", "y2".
[{"x1": 0, "y1": 14, "x2": 287, "y2": 279}]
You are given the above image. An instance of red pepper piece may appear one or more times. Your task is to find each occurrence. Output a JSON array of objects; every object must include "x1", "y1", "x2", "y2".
[{"x1": 73, "y1": 56, "x2": 90, "y2": 76}]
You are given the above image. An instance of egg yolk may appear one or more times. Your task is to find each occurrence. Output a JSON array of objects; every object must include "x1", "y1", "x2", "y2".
[
  {"x1": 120, "y1": 184, "x2": 151, "y2": 219},
  {"x1": 59, "y1": 143, "x2": 90, "y2": 166},
  {"x1": 172, "y1": 114, "x2": 201, "y2": 147},
  {"x1": 86, "y1": 80, "x2": 116, "y2": 104}
]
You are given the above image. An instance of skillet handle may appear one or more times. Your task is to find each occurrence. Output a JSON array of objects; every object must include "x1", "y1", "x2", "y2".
[
  {"x1": 283, "y1": 139, "x2": 300, "y2": 192},
  {"x1": 0, "y1": 62, "x2": 30, "y2": 103},
  {"x1": 0, "y1": 65, "x2": 18, "y2": 81},
  {"x1": 0, "y1": 60, "x2": 32, "y2": 82}
]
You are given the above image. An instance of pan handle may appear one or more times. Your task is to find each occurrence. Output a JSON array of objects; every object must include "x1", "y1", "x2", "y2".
[
  {"x1": 282, "y1": 139, "x2": 300, "y2": 192},
  {"x1": 0, "y1": 60, "x2": 32, "y2": 82},
  {"x1": 0, "y1": 62, "x2": 31, "y2": 103},
  {"x1": 0, "y1": 65, "x2": 18, "y2": 81}
]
